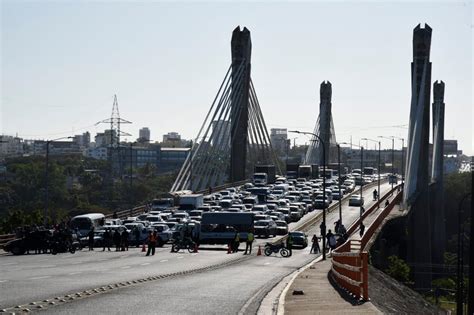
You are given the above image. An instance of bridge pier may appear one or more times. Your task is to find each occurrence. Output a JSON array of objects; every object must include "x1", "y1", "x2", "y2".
[{"x1": 230, "y1": 26, "x2": 252, "y2": 182}]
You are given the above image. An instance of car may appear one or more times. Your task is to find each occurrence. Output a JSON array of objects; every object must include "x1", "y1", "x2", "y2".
[
  {"x1": 254, "y1": 214, "x2": 272, "y2": 222},
  {"x1": 314, "y1": 196, "x2": 330, "y2": 209},
  {"x1": 289, "y1": 231, "x2": 308, "y2": 248},
  {"x1": 275, "y1": 220, "x2": 289, "y2": 235},
  {"x1": 145, "y1": 215, "x2": 163, "y2": 223},
  {"x1": 289, "y1": 210, "x2": 301, "y2": 222},
  {"x1": 349, "y1": 195, "x2": 364, "y2": 206},
  {"x1": 332, "y1": 191, "x2": 343, "y2": 200},
  {"x1": 254, "y1": 220, "x2": 277, "y2": 238},
  {"x1": 252, "y1": 205, "x2": 269, "y2": 213},
  {"x1": 150, "y1": 224, "x2": 173, "y2": 243}
]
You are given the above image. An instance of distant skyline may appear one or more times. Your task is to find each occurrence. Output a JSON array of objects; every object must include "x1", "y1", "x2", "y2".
[{"x1": 1, "y1": 1, "x2": 472, "y2": 154}]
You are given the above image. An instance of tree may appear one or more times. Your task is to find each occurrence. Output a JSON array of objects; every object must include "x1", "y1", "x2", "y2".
[{"x1": 385, "y1": 255, "x2": 410, "y2": 283}]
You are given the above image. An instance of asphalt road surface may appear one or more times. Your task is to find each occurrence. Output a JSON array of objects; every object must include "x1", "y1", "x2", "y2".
[{"x1": 0, "y1": 182, "x2": 391, "y2": 314}]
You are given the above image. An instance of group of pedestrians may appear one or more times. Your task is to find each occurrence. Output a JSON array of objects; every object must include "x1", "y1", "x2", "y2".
[
  {"x1": 87, "y1": 227, "x2": 129, "y2": 252},
  {"x1": 228, "y1": 230, "x2": 255, "y2": 255}
]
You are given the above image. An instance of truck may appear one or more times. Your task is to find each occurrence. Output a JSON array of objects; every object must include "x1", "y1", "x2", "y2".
[
  {"x1": 178, "y1": 194, "x2": 204, "y2": 211},
  {"x1": 298, "y1": 165, "x2": 312, "y2": 179},
  {"x1": 151, "y1": 198, "x2": 174, "y2": 211},
  {"x1": 311, "y1": 164, "x2": 320, "y2": 179},
  {"x1": 286, "y1": 163, "x2": 299, "y2": 179},
  {"x1": 253, "y1": 165, "x2": 276, "y2": 186}
]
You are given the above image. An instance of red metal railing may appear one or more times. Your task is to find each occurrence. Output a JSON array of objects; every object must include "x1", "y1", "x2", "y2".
[{"x1": 330, "y1": 185, "x2": 403, "y2": 300}]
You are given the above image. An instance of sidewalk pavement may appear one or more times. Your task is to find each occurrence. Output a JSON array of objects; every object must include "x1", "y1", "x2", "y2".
[{"x1": 283, "y1": 259, "x2": 381, "y2": 315}]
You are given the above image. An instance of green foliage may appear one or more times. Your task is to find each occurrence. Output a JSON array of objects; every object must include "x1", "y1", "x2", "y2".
[
  {"x1": 0, "y1": 155, "x2": 176, "y2": 233},
  {"x1": 385, "y1": 255, "x2": 410, "y2": 283}
]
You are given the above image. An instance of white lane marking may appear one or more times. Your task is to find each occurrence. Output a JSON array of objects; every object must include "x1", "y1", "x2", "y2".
[
  {"x1": 177, "y1": 256, "x2": 184, "y2": 259},
  {"x1": 159, "y1": 259, "x2": 168, "y2": 263},
  {"x1": 191, "y1": 253, "x2": 198, "y2": 256},
  {"x1": 39, "y1": 265, "x2": 56, "y2": 268},
  {"x1": 120, "y1": 266, "x2": 131, "y2": 269},
  {"x1": 70, "y1": 261, "x2": 82, "y2": 265},
  {"x1": 0, "y1": 280, "x2": 9, "y2": 283},
  {"x1": 140, "y1": 263, "x2": 150, "y2": 266},
  {"x1": 1, "y1": 263, "x2": 15, "y2": 266},
  {"x1": 264, "y1": 262, "x2": 271, "y2": 265},
  {"x1": 30, "y1": 276, "x2": 51, "y2": 280},
  {"x1": 68, "y1": 272, "x2": 81, "y2": 275}
]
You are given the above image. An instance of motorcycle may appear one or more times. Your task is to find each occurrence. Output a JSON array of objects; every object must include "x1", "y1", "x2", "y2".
[
  {"x1": 171, "y1": 237, "x2": 195, "y2": 253},
  {"x1": 264, "y1": 242, "x2": 290, "y2": 257},
  {"x1": 49, "y1": 235, "x2": 77, "y2": 255}
]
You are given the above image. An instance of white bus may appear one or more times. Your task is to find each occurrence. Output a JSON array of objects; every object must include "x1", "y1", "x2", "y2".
[{"x1": 70, "y1": 213, "x2": 105, "y2": 237}]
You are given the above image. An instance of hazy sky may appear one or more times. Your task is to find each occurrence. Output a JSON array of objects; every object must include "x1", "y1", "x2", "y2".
[{"x1": 1, "y1": 1, "x2": 472, "y2": 154}]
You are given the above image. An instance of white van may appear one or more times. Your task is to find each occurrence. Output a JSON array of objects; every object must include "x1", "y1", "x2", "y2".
[{"x1": 70, "y1": 213, "x2": 105, "y2": 236}]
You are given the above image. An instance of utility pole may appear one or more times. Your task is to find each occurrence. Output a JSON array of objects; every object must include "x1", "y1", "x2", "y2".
[
  {"x1": 290, "y1": 130, "x2": 327, "y2": 260},
  {"x1": 362, "y1": 138, "x2": 381, "y2": 206},
  {"x1": 457, "y1": 193, "x2": 471, "y2": 315},
  {"x1": 130, "y1": 142, "x2": 133, "y2": 206},
  {"x1": 337, "y1": 144, "x2": 342, "y2": 222}
]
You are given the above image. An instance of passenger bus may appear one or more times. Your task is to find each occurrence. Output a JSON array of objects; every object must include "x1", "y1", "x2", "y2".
[
  {"x1": 199, "y1": 212, "x2": 254, "y2": 244},
  {"x1": 70, "y1": 213, "x2": 105, "y2": 237},
  {"x1": 363, "y1": 167, "x2": 377, "y2": 176}
]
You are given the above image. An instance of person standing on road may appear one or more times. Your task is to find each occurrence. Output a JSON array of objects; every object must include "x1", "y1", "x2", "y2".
[
  {"x1": 102, "y1": 229, "x2": 111, "y2": 251},
  {"x1": 286, "y1": 233, "x2": 293, "y2": 257},
  {"x1": 326, "y1": 229, "x2": 336, "y2": 252},
  {"x1": 233, "y1": 232, "x2": 240, "y2": 253},
  {"x1": 334, "y1": 220, "x2": 341, "y2": 236},
  {"x1": 310, "y1": 234, "x2": 320, "y2": 254},
  {"x1": 385, "y1": 199, "x2": 390, "y2": 207},
  {"x1": 146, "y1": 231, "x2": 157, "y2": 256},
  {"x1": 373, "y1": 189, "x2": 378, "y2": 201},
  {"x1": 113, "y1": 230, "x2": 121, "y2": 251},
  {"x1": 121, "y1": 229, "x2": 129, "y2": 251},
  {"x1": 87, "y1": 227, "x2": 95, "y2": 251},
  {"x1": 244, "y1": 231, "x2": 254, "y2": 255},
  {"x1": 133, "y1": 226, "x2": 140, "y2": 248}
]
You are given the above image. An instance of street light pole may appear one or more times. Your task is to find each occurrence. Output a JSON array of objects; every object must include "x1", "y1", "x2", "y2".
[
  {"x1": 379, "y1": 136, "x2": 395, "y2": 189},
  {"x1": 394, "y1": 137, "x2": 405, "y2": 185},
  {"x1": 457, "y1": 193, "x2": 471, "y2": 315},
  {"x1": 362, "y1": 138, "x2": 381, "y2": 207},
  {"x1": 44, "y1": 136, "x2": 73, "y2": 226},
  {"x1": 290, "y1": 130, "x2": 327, "y2": 260},
  {"x1": 341, "y1": 142, "x2": 364, "y2": 225},
  {"x1": 337, "y1": 144, "x2": 342, "y2": 223}
]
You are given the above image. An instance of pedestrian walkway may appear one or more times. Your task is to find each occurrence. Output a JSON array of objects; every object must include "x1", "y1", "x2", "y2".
[{"x1": 284, "y1": 259, "x2": 381, "y2": 315}]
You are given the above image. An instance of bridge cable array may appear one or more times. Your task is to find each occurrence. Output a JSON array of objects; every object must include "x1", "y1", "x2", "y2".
[{"x1": 171, "y1": 62, "x2": 280, "y2": 192}]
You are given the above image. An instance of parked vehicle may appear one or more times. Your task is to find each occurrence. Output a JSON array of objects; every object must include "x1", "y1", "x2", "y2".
[
  {"x1": 288, "y1": 231, "x2": 308, "y2": 248},
  {"x1": 179, "y1": 194, "x2": 204, "y2": 211},
  {"x1": 275, "y1": 220, "x2": 289, "y2": 235},
  {"x1": 254, "y1": 220, "x2": 277, "y2": 238},
  {"x1": 70, "y1": 213, "x2": 105, "y2": 237}
]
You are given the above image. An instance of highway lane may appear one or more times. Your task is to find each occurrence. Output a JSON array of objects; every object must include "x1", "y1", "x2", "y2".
[{"x1": 36, "y1": 182, "x2": 392, "y2": 314}]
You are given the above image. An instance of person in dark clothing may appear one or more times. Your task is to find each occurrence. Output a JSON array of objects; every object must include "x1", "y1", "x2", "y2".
[
  {"x1": 146, "y1": 231, "x2": 157, "y2": 256},
  {"x1": 286, "y1": 233, "x2": 293, "y2": 257},
  {"x1": 334, "y1": 220, "x2": 341, "y2": 236},
  {"x1": 88, "y1": 228, "x2": 95, "y2": 251},
  {"x1": 373, "y1": 189, "x2": 378, "y2": 201},
  {"x1": 113, "y1": 230, "x2": 121, "y2": 251},
  {"x1": 326, "y1": 229, "x2": 336, "y2": 252},
  {"x1": 121, "y1": 229, "x2": 129, "y2": 251},
  {"x1": 133, "y1": 226, "x2": 141, "y2": 247},
  {"x1": 319, "y1": 222, "x2": 326, "y2": 239},
  {"x1": 385, "y1": 199, "x2": 390, "y2": 207},
  {"x1": 233, "y1": 232, "x2": 240, "y2": 253},
  {"x1": 310, "y1": 234, "x2": 320, "y2": 254},
  {"x1": 359, "y1": 223, "x2": 365, "y2": 237},
  {"x1": 102, "y1": 229, "x2": 111, "y2": 251}
]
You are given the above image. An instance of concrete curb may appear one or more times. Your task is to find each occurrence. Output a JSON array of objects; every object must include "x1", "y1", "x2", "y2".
[{"x1": 257, "y1": 254, "x2": 324, "y2": 315}]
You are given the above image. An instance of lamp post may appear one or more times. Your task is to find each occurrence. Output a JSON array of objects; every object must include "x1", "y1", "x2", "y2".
[
  {"x1": 44, "y1": 136, "x2": 74, "y2": 225},
  {"x1": 457, "y1": 193, "x2": 471, "y2": 315},
  {"x1": 379, "y1": 136, "x2": 395, "y2": 189},
  {"x1": 341, "y1": 142, "x2": 364, "y2": 225},
  {"x1": 290, "y1": 130, "x2": 327, "y2": 260},
  {"x1": 336, "y1": 144, "x2": 342, "y2": 223},
  {"x1": 394, "y1": 137, "x2": 405, "y2": 185},
  {"x1": 362, "y1": 138, "x2": 381, "y2": 207}
]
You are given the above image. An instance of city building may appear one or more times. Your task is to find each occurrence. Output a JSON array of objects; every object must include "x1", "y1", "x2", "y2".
[
  {"x1": 0, "y1": 135, "x2": 24, "y2": 158},
  {"x1": 95, "y1": 130, "x2": 117, "y2": 147},
  {"x1": 84, "y1": 147, "x2": 108, "y2": 160},
  {"x1": 270, "y1": 128, "x2": 289, "y2": 154},
  {"x1": 138, "y1": 127, "x2": 151, "y2": 142},
  {"x1": 73, "y1": 132, "x2": 91, "y2": 149}
]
